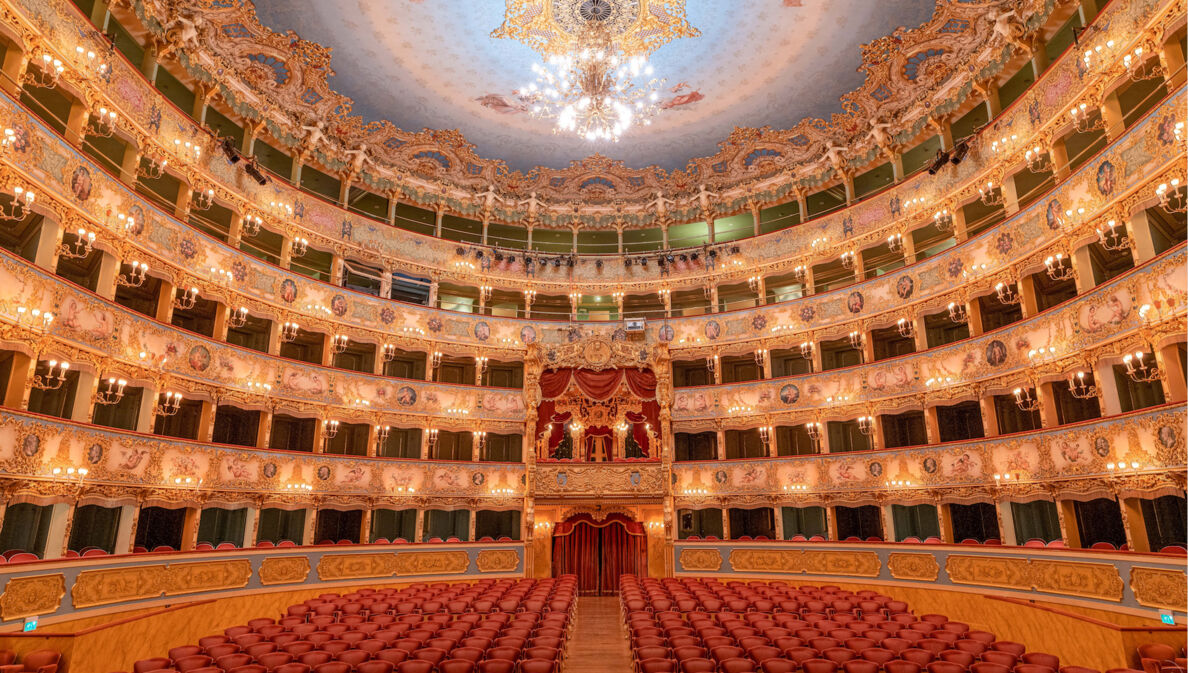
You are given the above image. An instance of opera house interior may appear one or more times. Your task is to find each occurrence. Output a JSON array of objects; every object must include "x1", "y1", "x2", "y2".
[{"x1": 0, "y1": 0, "x2": 1180, "y2": 671}]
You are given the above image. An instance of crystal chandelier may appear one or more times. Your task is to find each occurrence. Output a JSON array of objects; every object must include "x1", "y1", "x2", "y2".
[{"x1": 524, "y1": 24, "x2": 663, "y2": 142}]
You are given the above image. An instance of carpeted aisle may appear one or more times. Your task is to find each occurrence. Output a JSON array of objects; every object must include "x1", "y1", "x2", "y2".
[{"x1": 566, "y1": 596, "x2": 634, "y2": 673}]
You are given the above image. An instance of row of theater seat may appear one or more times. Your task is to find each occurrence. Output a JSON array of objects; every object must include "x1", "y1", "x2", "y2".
[
  {"x1": 619, "y1": 576, "x2": 1148, "y2": 673},
  {"x1": 1136, "y1": 643, "x2": 1187, "y2": 673},
  {"x1": 124, "y1": 577, "x2": 576, "y2": 673},
  {"x1": 0, "y1": 649, "x2": 61, "y2": 673}
]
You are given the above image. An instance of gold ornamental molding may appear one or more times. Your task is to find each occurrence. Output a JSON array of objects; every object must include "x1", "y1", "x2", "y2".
[
  {"x1": 395, "y1": 551, "x2": 470, "y2": 576},
  {"x1": 476, "y1": 549, "x2": 521, "y2": 573},
  {"x1": 71, "y1": 560, "x2": 251, "y2": 608},
  {"x1": 1129, "y1": 566, "x2": 1187, "y2": 612},
  {"x1": 887, "y1": 552, "x2": 940, "y2": 582},
  {"x1": 679, "y1": 548, "x2": 723, "y2": 572},
  {"x1": 259, "y1": 556, "x2": 311, "y2": 586},
  {"x1": 945, "y1": 555, "x2": 1124, "y2": 602},
  {"x1": 0, "y1": 573, "x2": 66, "y2": 621},
  {"x1": 728, "y1": 549, "x2": 881, "y2": 577},
  {"x1": 317, "y1": 553, "x2": 399, "y2": 581},
  {"x1": 491, "y1": 0, "x2": 701, "y2": 58}
]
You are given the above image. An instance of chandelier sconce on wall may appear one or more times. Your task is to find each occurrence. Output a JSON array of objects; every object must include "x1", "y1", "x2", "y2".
[
  {"x1": 856, "y1": 415, "x2": 875, "y2": 437},
  {"x1": 227, "y1": 306, "x2": 249, "y2": 329},
  {"x1": 757, "y1": 425, "x2": 773, "y2": 452},
  {"x1": 173, "y1": 286, "x2": 199, "y2": 311},
  {"x1": 791, "y1": 265, "x2": 807, "y2": 283},
  {"x1": 1122, "y1": 351, "x2": 1161, "y2": 383},
  {"x1": 896, "y1": 318, "x2": 916, "y2": 340},
  {"x1": 1123, "y1": 46, "x2": 1163, "y2": 82},
  {"x1": 241, "y1": 214, "x2": 264, "y2": 238},
  {"x1": 116, "y1": 260, "x2": 149, "y2": 288},
  {"x1": 381, "y1": 343, "x2": 397, "y2": 362},
  {"x1": 932, "y1": 209, "x2": 954, "y2": 233},
  {"x1": 279, "y1": 320, "x2": 299, "y2": 343},
  {"x1": 804, "y1": 421, "x2": 823, "y2": 449},
  {"x1": 839, "y1": 250, "x2": 856, "y2": 270},
  {"x1": 978, "y1": 182, "x2": 1004, "y2": 207},
  {"x1": 753, "y1": 348, "x2": 768, "y2": 369},
  {"x1": 1155, "y1": 179, "x2": 1186, "y2": 214},
  {"x1": 476, "y1": 356, "x2": 489, "y2": 376},
  {"x1": 1067, "y1": 370, "x2": 1098, "y2": 399},
  {"x1": 330, "y1": 334, "x2": 350, "y2": 355},
  {"x1": 1024, "y1": 146, "x2": 1051, "y2": 173},
  {"x1": 156, "y1": 391, "x2": 183, "y2": 416},
  {"x1": 886, "y1": 233, "x2": 904, "y2": 254},
  {"x1": 57, "y1": 228, "x2": 95, "y2": 260},
  {"x1": 31, "y1": 359, "x2": 69, "y2": 390},
  {"x1": 94, "y1": 376, "x2": 127, "y2": 405},
  {"x1": 799, "y1": 340, "x2": 814, "y2": 362},
  {"x1": 25, "y1": 53, "x2": 64, "y2": 89},
  {"x1": 848, "y1": 330, "x2": 865, "y2": 352},
  {"x1": 1096, "y1": 218, "x2": 1130, "y2": 252},
  {"x1": 1044, "y1": 253, "x2": 1076, "y2": 282},
  {"x1": 87, "y1": 106, "x2": 118, "y2": 139},
  {"x1": 947, "y1": 301, "x2": 968, "y2": 325},
  {"x1": 1070, "y1": 102, "x2": 1107, "y2": 134},
  {"x1": 322, "y1": 419, "x2": 340, "y2": 440},
  {"x1": 1012, "y1": 386, "x2": 1040, "y2": 412},
  {"x1": 16, "y1": 306, "x2": 53, "y2": 332},
  {"x1": 290, "y1": 237, "x2": 309, "y2": 258},
  {"x1": 994, "y1": 281, "x2": 1020, "y2": 305},
  {"x1": 705, "y1": 354, "x2": 718, "y2": 377},
  {"x1": 192, "y1": 188, "x2": 216, "y2": 211},
  {"x1": 137, "y1": 155, "x2": 167, "y2": 180}
]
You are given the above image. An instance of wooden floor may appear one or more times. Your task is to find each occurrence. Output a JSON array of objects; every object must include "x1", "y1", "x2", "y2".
[{"x1": 566, "y1": 596, "x2": 633, "y2": 673}]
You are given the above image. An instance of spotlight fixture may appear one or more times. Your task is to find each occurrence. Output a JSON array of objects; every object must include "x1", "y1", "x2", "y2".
[
  {"x1": 927, "y1": 149, "x2": 951, "y2": 175},
  {"x1": 623, "y1": 259, "x2": 632, "y2": 268},
  {"x1": 950, "y1": 140, "x2": 971, "y2": 165},
  {"x1": 640, "y1": 259, "x2": 648, "y2": 268},
  {"x1": 220, "y1": 137, "x2": 240, "y2": 164},
  {"x1": 494, "y1": 253, "x2": 503, "y2": 262}
]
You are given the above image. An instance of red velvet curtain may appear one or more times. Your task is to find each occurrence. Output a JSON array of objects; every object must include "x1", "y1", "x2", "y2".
[
  {"x1": 582, "y1": 426, "x2": 612, "y2": 461},
  {"x1": 536, "y1": 368, "x2": 659, "y2": 459},
  {"x1": 551, "y1": 514, "x2": 647, "y2": 595}
]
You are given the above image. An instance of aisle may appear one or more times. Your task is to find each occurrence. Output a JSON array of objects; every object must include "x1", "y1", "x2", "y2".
[{"x1": 566, "y1": 596, "x2": 633, "y2": 673}]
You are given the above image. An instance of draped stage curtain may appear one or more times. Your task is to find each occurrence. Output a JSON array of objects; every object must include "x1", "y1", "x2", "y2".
[
  {"x1": 551, "y1": 513, "x2": 647, "y2": 595},
  {"x1": 536, "y1": 368, "x2": 659, "y2": 459}
]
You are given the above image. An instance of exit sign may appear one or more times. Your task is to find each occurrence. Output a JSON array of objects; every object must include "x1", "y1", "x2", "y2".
[
  {"x1": 22, "y1": 617, "x2": 36, "y2": 632},
  {"x1": 1160, "y1": 613, "x2": 1175, "y2": 625}
]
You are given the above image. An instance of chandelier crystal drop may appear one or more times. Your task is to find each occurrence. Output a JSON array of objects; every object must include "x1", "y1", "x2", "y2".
[{"x1": 524, "y1": 24, "x2": 664, "y2": 143}]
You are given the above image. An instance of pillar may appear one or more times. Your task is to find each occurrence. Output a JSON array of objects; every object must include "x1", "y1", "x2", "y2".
[
  {"x1": 65, "y1": 99, "x2": 89, "y2": 145},
  {"x1": 360, "y1": 509, "x2": 372, "y2": 543},
  {"x1": 211, "y1": 302, "x2": 230, "y2": 343},
  {"x1": 1049, "y1": 136, "x2": 1071, "y2": 180},
  {"x1": 1036, "y1": 382, "x2": 1059, "y2": 428},
  {"x1": 43, "y1": 504, "x2": 72, "y2": 558},
  {"x1": 825, "y1": 506, "x2": 838, "y2": 541},
  {"x1": 243, "y1": 506, "x2": 260, "y2": 547},
  {"x1": 71, "y1": 370, "x2": 99, "y2": 423},
  {"x1": 796, "y1": 193, "x2": 808, "y2": 223},
  {"x1": 192, "y1": 85, "x2": 212, "y2": 127},
  {"x1": 94, "y1": 252, "x2": 119, "y2": 301},
  {"x1": 715, "y1": 429, "x2": 726, "y2": 461},
  {"x1": 1120, "y1": 498, "x2": 1151, "y2": 552},
  {"x1": 616, "y1": 227, "x2": 624, "y2": 254},
  {"x1": 467, "y1": 510, "x2": 476, "y2": 542},
  {"x1": 278, "y1": 236, "x2": 294, "y2": 270},
  {"x1": 0, "y1": 44, "x2": 28, "y2": 97},
  {"x1": 1057, "y1": 499, "x2": 1082, "y2": 548},
  {"x1": 414, "y1": 509, "x2": 425, "y2": 543},
  {"x1": 241, "y1": 122, "x2": 260, "y2": 158},
  {"x1": 1000, "y1": 173, "x2": 1021, "y2": 215},
  {"x1": 387, "y1": 196, "x2": 399, "y2": 228},
  {"x1": 197, "y1": 400, "x2": 215, "y2": 442},
  {"x1": 773, "y1": 506, "x2": 784, "y2": 540},
  {"x1": 1094, "y1": 360, "x2": 1123, "y2": 416},
  {"x1": 923, "y1": 406, "x2": 940, "y2": 444},
  {"x1": 880, "y1": 503, "x2": 895, "y2": 541},
  {"x1": 709, "y1": 285, "x2": 719, "y2": 313},
  {"x1": 155, "y1": 279, "x2": 175, "y2": 324},
  {"x1": 175, "y1": 185, "x2": 192, "y2": 221},
  {"x1": 434, "y1": 208, "x2": 445, "y2": 237},
  {"x1": 428, "y1": 280, "x2": 439, "y2": 309},
  {"x1": 136, "y1": 383, "x2": 158, "y2": 434},
  {"x1": 950, "y1": 207, "x2": 969, "y2": 242},
  {"x1": 119, "y1": 145, "x2": 141, "y2": 185},
  {"x1": 256, "y1": 409, "x2": 273, "y2": 449},
  {"x1": 1161, "y1": 31, "x2": 1187, "y2": 89},
  {"x1": 979, "y1": 395, "x2": 1000, "y2": 437},
  {"x1": 139, "y1": 40, "x2": 159, "y2": 82},
  {"x1": 981, "y1": 79, "x2": 1002, "y2": 118},
  {"x1": 661, "y1": 224, "x2": 669, "y2": 249},
  {"x1": 290, "y1": 159, "x2": 304, "y2": 186},
  {"x1": 842, "y1": 175, "x2": 855, "y2": 205},
  {"x1": 115, "y1": 504, "x2": 137, "y2": 553},
  {"x1": 900, "y1": 231, "x2": 917, "y2": 265},
  {"x1": 1100, "y1": 92, "x2": 1124, "y2": 141},
  {"x1": 890, "y1": 153, "x2": 905, "y2": 183},
  {"x1": 303, "y1": 508, "x2": 316, "y2": 545},
  {"x1": 966, "y1": 299, "x2": 984, "y2": 337},
  {"x1": 1071, "y1": 244, "x2": 1095, "y2": 293},
  {"x1": 938, "y1": 503, "x2": 955, "y2": 543},
  {"x1": 996, "y1": 500, "x2": 1018, "y2": 545},
  {"x1": 330, "y1": 254, "x2": 344, "y2": 286},
  {"x1": 1019, "y1": 274, "x2": 1040, "y2": 318},
  {"x1": 380, "y1": 269, "x2": 393, "y2": 300},
  {"x1": 1155, "y1": 343, "x2": 1186, "y2": 403},
  {"x1": 1128, "y1": 209, "x2": 1159, "y2": 264},
  {"x1": 912, "y1": 315, "x2": 928, "y2": 353},
  {"x1": 32, "y1": 218, "x2": 61, "y2": 270},
  {"x1": 721, "y1": 509, "x2": 731, "y2": 541},
  {"x1": 338, "y1": 178, "x2": 351, "y2": 208},
  {"x1": 181, "y1": 507, "x2": 200, "y2": 551},
  {"x1": 5, "y1": 352, "x2": 31, "y2": 409}
]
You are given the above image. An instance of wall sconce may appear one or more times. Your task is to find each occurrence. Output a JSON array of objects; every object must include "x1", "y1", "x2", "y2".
[
  {"x1": 1106, "y1": 461, "x2": 1142, "y2": 472},
  {"x1": 989, "y1": 134, "x2": 1017, "y2": 154},
  {"x1": 993, "y1": 471, "x2": 1023, "y2": 483},
  {"x1": 839, "y1": 250, "x2": 856, "y2": 270},
  {"x1": 1024, "y1": 146, "x2": 1050, "y2": 173},
  {"x1": 857, "y1": 415, "x2": 875, "y2": 436},
  {"x1": 86, "y1": 106, "x2": 118, "y2": 138},
  {"x1": 427, "y1": 428, "x2": 439, "y2": 451},
  {"x1": 95, "y1": 377, "x2": 127, "y2": 405},
  {"x1": 173, "y1": 138, "x2": 202, "y2": 162},
  {"x1": 25, "y1": 53, "x2": 64, "y2": 88},
  {"x1": 16, "y1": 306, "x2": 54, "y2": 331},
  {"x1": 489, "y1": 487, "x2": 516, "y2": 497},
  {"x1": 521, "y1": 289, "x2": 536, "y2": 305},
  {"x1": 269, "y1": 201, "x2": 294, "y2": 218},
  {"x1": 57, "y1": 228, "x2": 95, "y2": 259},
  {"x1": 137, "y1": 156, "x2": 167, "y2": 180},
  {"x1": 925, "y1": 375, "x2": 956, "y2": 388},
  {"x1": 246, "y1": 380, "x2": 272, "y2": 394},
  {"x1": 1123, "y1": 46, "x2": 1163, "y2": 81},
  {"x1": 480, "y1": 285, "x2": 493, "y2": 302},
  {"x1": 280, "y1": 321, "x2": 300, "y2": 343},
  {"x1": 887, "y1": 479, "x2": 913, "y2": 488},
  {"x1": 429, "y1": 351, "x2": 442, "y2": 370},
  {"x1": 111, "y1": 211, "x2": 138, "y2": 234},
  {"x1": 932, "y1": 209, "x2": 953, "y2": 232},
  {"x1": 1122, "y1": 351, "x2": 1161, "y2": 383},
  {"x1": 792, "y1": 265, "x2": 806, "y2": 283},
  {"x1": 1012, "y1": 387, "x2": 1040, "y2": 412},
  {"x1": 473, "y1": 430, "x2": 488, "y2": 453},
  {"x1": 51, "y1": 465, "x2": 88, "y2": 482},
  {"x1": 209, "y1": 266, "x2": 235, "y2": 287},
  {"x1": 747, "y1": 276, "x2": 760, "y2": 292},
  {"x1": 0, "y1": 186, "x2": 34, "y2": 222},
  {"x1": 227, "y1": 306, "x2": 248, "y2": 329},
  {"x1": 445, "y1": 407, "x2": 471, "y2": 416},
  {"x1": 73, "y1": 45, "x2": 109, "y2": 78},
  {"x1": 330, "y1": 334, "x2": 350, "y2": 354},
  {"x1": 1067, "y1": 370, "x2": 1097, "y2": 399},
  {"x1": 706, "y1": 354, "x2": 718, "y2": 376},
  {"x1": 947, "y1": 301, "x2": 968, "y2": 324},
  {"x1": 284, "y1": 482, "x2": 313, "y2": 492},
  {"x1": 804, "y1": 421, "x2": 822, "y2": 448},
  {"x1": 242, "y1": 215, "x2": 263, "y2": 238},
  {"x1": 192, "y1": 187, "x2": 216, "y2": 211},
  {"x1": 1155, "y1": 179, "x2": 1185, "y2": 214},
  {"x1": 322, "y1": 419, "x2": 339, "y2": 439},
  {"x1": 31, "y1": 359, "x2": 69, "y2": 390},
  {"x1": 476, "y1": 355, "x2": 489, "y2": 375},
  {"x1": 1070, "y1": 102, "x2": 1106, "y2": 133},
  {"x1": 534, "y1": 520, "x2": 553, "y2": 533},
  {"x1": 375, "y1": 424, "x2": 391, "y2": 445},
  {"x1": 682, "y1": 487, "x2": 709, "y2": 496},
  {"x1": 1095, "y1": 219, "x2": 1130, "y2": 251},
  {"x1": 978, "y1": 182, "x2": 1003, "y2": 207},
  {"x1": 568, "y1": 291, "x2": 582, "y2": 305},
  {"x1": 173, "y1": 286, "x2": 199, "y2": 311},
  {"x1": 156, "y1": 391, "x2": 183, "y2": 416},
  {"x1": 381, "y1": 343, "x2": 396, "y2": 362},
  {"x1": 754, "y1": 348, "x2": 768, "y2": 369},
  {"x1": 1027, "y1": 346, "x2": 1057, "y2": 363},
  {"x1": 291, "y1": 237, "x2": 309, "y2": 258},
  {"x1": 886, "y1": 233, "x2": 903, "y2": 254},
  {"x1": 895, "y1": 318, "x2": 915, "y2": 340},
  {"x1": 799, "y1": 341, "x2": 814, "y2": 360},
  {"x1": 1044, "y1": 253, "x2": 1075, "y2": 281},
  {"x1": 351, "y1": 398, "x2": 371, "y2": 409},
  {"x1": 994, "y1": 281, "x2": 1020, "y2": 305},
  {"x1": 848, "y1": 330, "x2": 865, "y2": 351},
  {"x1": 116, "y1": 261, "x2": 149, "y2": 288},
  {"x1": 757, "y1": 425, "x2": 773, "y2": 448}
]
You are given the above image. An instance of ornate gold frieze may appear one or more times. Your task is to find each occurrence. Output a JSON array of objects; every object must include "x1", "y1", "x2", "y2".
[
  {"x1": 1129, "y1": 566, "x2": 1187, "y2": 611},
  {"x1": 945, "y1": 555, "x2": 1032, "y2": 591},
  {"x1": 729, "y1": 549, "x2": 801, "y2": 574},
  {"x1": 394, "y1": 551, "x2": 471, "y2": 576},
  {"x1": 72, "y1": 565, "x2": 170, "y2": 608},
  {"x1": 163, "y1": 560, "x2": 253, "y2": 596},
  {"x1": 679, "y1": 548, "x2": 723, "y2": 572},
  {"x1": 476, "y1": 549, "x2": 521, "y2": 573},
  {"x1": 259, "y1": 556, "x2": 312, "y2": 585},
  {"x1": 946, "y1": 555, "x2": 1123, "y2": 601},
  {"x1": 802, "y1": 551, "x2": 881, "y2": 578},
  {"x1": 0, "y1": 573, "x2": 66, "y2": 621},
  {"x1": 887, "y1": 552, "x2": 940, "y2": 581},
  {"x1": 317, "y1": 553, "x2": 399, "y2": 581}
]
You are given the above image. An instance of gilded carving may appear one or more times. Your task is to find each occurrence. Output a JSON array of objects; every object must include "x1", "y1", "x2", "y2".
[
  {"x1": 945, "y1": 555, "x2": 1032, "y2": 591},
  {"x1": 72, "y1": 565, "x2": 169, "y2": 608},
  {"x1": 476, "y1": 549, "x2": 521, "y2": 573},
  {"x1": 1129, "y1": 566, "x2": 1187, "y2": 611},
  {"x1": 0, "y1": 574, "x2": 66, "y2": 621},
  {"x1": 1029, "y1": 559, "x2": 1123, "y2": 602},
  {"x1": 259, "y1": 556, "x2": 311, "y2": 585},
  {"x1": 163, "y1": 561, "x2": 253, "y2": 596},
  {"x1": 730, "y1": 549, "x2": 802, "y2": 574},
  {"x1": 317, "y1": 553, "x2": 399, "y2": 581},
  {"x1": 679, "y1": 548, "x2": 723, "y2": 572},
  {"x1": 802, "y1": 551, "x2": 881, "y2": 578},
  {"x1": 393, "y1": 551, "x2": 470, "y2": 576},
  {"x1": 888, "y1": 553, "x2": 940, "y2": 581}
]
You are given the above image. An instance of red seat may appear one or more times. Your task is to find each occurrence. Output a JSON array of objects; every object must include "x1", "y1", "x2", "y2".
[
  {"x1": 1022, "y1": 654, "x2": 1060, "y2": 670},
  {"x1": 970, "y1": 664, "x2": 1011, "y2": 673},
  {"x1": 886, "y1": 662, "x2": 922, "y2": 673},
  {"x1": 801, "y1": 660, "x2": 839, "y2": 673},
  {"x1": 720, "y1": 659, "x2": 757, "y2": 673},
  {"x1": 990, "y1": 642, "x2": 1025, "y2": 656},
  {"x1": 926, "y1": 662, "x2": 965, "y2": 673},
  {"x1": 437, "y1": 661, "x2": 476, "y2": 673},
  {"x1": 981, "y1": 652, "x2": 1018, "y2": 668},
  {"x1": 395, "y1": 662, "x2": 434, "y2": 673},
  {"x1": 518, "y1": 660, "x2": 556, "y2": 673},
  {"x1": 134, "y1": 658, "x2": 173, "y2": 673},
  {"x1": 681, "y1": 660, "x2": 716, "y2": 673},
  {"x1": 762, "y1": 661, "x2": 798, "y2": 673},
  {"x1": 274, "y1": 665, "x2": 312, "y2": 673},
  {"x1": 355, "y1": 663, "x2": 395, "y2": 673},
  {"x1": 477, "y1": 662, "x2": 515, "y2": 673},
  {"x1": 939, "y1": 650, "x2": 975, "y2": 668},
  {"x1": 844, "y1": 662, "x2": 880, "y2": 673},
  {"x1": 639, "y1": 660, "x2": 677, "y2": 673},
  {"x1": 1015, "y1": 666, "x2": 1056, "y2": 673}
]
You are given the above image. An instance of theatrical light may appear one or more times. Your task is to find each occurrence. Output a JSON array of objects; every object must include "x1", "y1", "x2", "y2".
[
  {"x1": 112, "y1": 210, "x2": 138, "y2": 233},
  {"x1": 1027, "y1": 347, "x2": 1057, "y2": 364},
  {"x1": 280, "y1": 321, "x2": 299, "y2": 343},
  {"x1": 50, "y1": 465, "x2": 88, "y2": 481},
  {"x1": 173, "y1": 138, "x2": 202, "y2": 161},
  {"x1": 994, "y1": 282, "x2": 1020, "y2": 305},
  {"x1": 57, "y1": 228, "x2": 95, "y2": 259},
  {"x1": 978, "y1": 181, "x2": 1003, "y2": 206},
  {"x1": 748, "y1": 276, "x2": 761, "y2": 292},
  {"x1": 1155, "y1": 179, "x2": 1186, "y2": 214},
  {"x1": 476, "y1": 356, "x2": 489, "y2": 375},
  {"x1": 290, "y1": 237, "x2": 309, "y2": 258},
  {"x1": 375, "y1": 424, "x2": 391, "y2": 443},
  {"x1": 947, "y1": 301, "x2": 968, "y2": 324},
  {"x1": 1062, "y1": 207, "x2": 1085, "y2": 229},
  {"x1": 73, "y1": 45, "x2": 109, "y2": 79},
  {"x1": 897, "y1": 318, "x2": 915, "y2": 339},
  {"x1": 87, "y1": 106, "x2": 118, "y2": 138},
  {"x1": 473, "y1": 430, "x2": 488, "y2": 454},
  {"x1": 848, "y1": 330, "x2": 865, "y2": 351},
  {"x1": 330, "y1": 334, "x2": 349, "y2": 354},
  {"x1": 95, "y1": 377, "x2": 127, "y2": 405},
  {"x1": 1012, "y1": 387, "x2": 1040, "y2": 412},
  {"x1": 932, "y1": 209, "x2": 953, "y2": 232},
  {"x1": 284, "y1": 482, "x2": 313, "y2": 491},
  {"x1": 173, "y1": 286, "x2": 198, "y2": 311},
  {"x1": 25, "y1": 53, "x2": 64, "y2": 88},
  {"x1": 227, "y1": 306, "x2": 248, "y2": 329},
  {"x1": 1123, "y1": 46, "x2": 1163, "y2": 81},
  {"x1": 16, "y1": 306, "x2": 54, "y2": 331},
  {"x1": 950, "y1": 139, "x2": 971, "y2": 165},
  {"x1": 804, "y1": 422, "x2": 823, "y2": 447},
  {"x1": 990, "y1": 134, "x2": 1017, "y2": 154},
  {"x1": 1096, "y1": 218, "x2": 1129, "y2": 252},
  {"x1": 1122, "y1": 351, "x2": 1161, "y2": 383},
  {"x1": 792, "y1": 265, "x2": 807, "y2": 283},
  {"x1": 116, "y1": 260, "x2": 149, "y2": 288},
  {"x1": 430, "y1": 351, "x2": 443, "y2": 371},
  {"x1": 754, "y1": 348, "x2": 768, "y2": 368},
  {"x1": 927, "y1": 149, "x2": 950, "y2": 175},
  {"x1": 1044, "y1": 254, "x2": 1075, "y2": 281},
  {"x1": 480, "y1": 285, "x2": 493, "y2": 302},
  {"x1": 156, "y1": 391, "x2": 183, "y2": 416},
  {"x1": 31, "y1": 360, "x2": 69, "y2": 390},
  {"x1": 706, "y1": 354, "x2": 718, "y2": 376},
  {"x1": 322, "y1": 419, "x2": 340, "y2": 439},
  {"x1": 857, "y1": 415, "x2": 875, "y2": 436},
  {"x1": 757, "y1": 425, "x2": 773, "y2": 450},
  {"x1": 1067, "y1": 371, "x2": 1098, "y2": 400},
  {"x1": 840, "y1": 250, "x2": 856, "y2": 269}
]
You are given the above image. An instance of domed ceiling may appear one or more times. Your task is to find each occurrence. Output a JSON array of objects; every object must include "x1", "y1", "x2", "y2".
[{"x1": 250, "y1": 0, "x2": 937, "y2": 172}]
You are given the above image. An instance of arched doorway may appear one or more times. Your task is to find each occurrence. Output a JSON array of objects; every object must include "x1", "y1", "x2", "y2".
[{"x1": 551, "y1": 513, "x2": 647, "y2": 595}]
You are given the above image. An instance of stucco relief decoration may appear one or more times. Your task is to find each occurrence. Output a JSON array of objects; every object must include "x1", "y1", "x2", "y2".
[
  {"x1": 679, "y1": 548, "x2": 723, "y2": 572},
  {"x1": 394, "y1": 551, "x2": 471, "y2": 576},
  {"x1": 476, "y1": 549, "x2": 522, "y2": 573},
  {"x1": 259, "y1": 556, "x2": 312, "y2": 585},
  {"x1": 1129, "y1": 566, "x2": 1187, "y2": 612},
  {"x1": 0, "y1": 574, "x2": 66, "y2": 621},
  {"x1": 318, "y1": 553, "x2": 400, "y2": 581},
  {"x1": 887, "y1": 552, "x2": 940, "y2": 581},
  {"x1": 163, "y1": 560, "x2": 254, "y2": 596},
  {"x1": 1029, "y1": 559, "x2": 1124, "y2": 602},
  {"x1": 72, "y1": 565, "x2": 170, "y2": 608}
]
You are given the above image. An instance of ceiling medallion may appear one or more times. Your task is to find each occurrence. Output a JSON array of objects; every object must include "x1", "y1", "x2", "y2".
[{"x1": 495, "y1": 0, "x2": 699, "y2": 143}]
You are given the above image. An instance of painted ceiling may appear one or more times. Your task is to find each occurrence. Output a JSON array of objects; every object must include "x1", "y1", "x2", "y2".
[{"x1": 250, "y1": 0, "x2": 937, "y2": 172}]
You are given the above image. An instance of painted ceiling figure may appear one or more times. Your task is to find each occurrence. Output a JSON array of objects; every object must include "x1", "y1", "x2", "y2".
[{"x1": 649, "y1": 190, "x2": 675, "y2": 219}]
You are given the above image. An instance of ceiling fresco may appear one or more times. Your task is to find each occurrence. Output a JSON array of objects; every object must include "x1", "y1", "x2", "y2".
[{"x1": 249, "y1": 0, "x2": 937, "y2": 171}]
